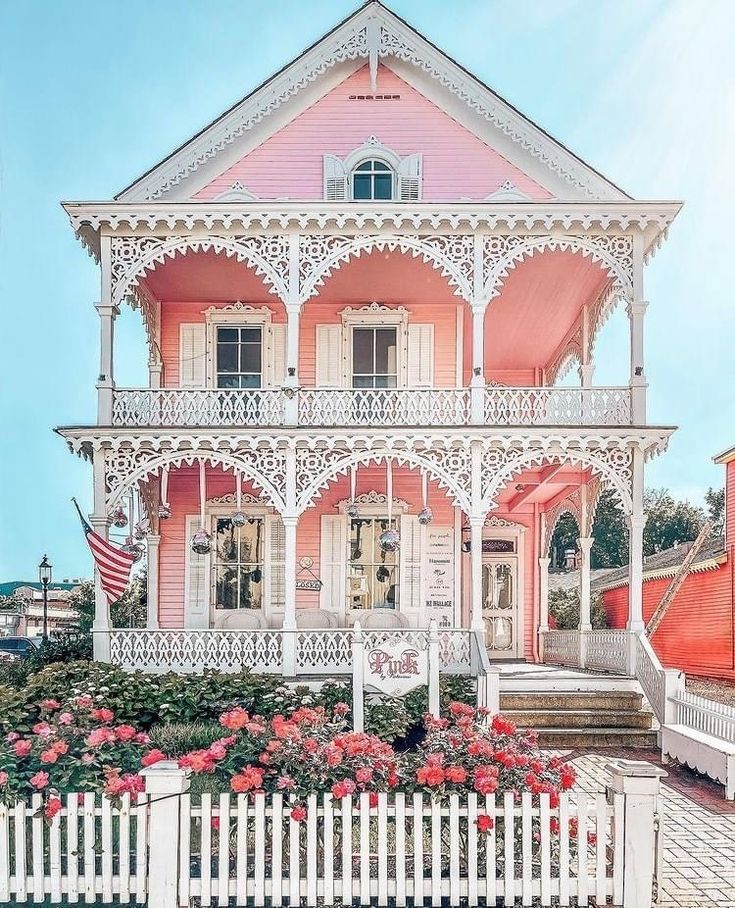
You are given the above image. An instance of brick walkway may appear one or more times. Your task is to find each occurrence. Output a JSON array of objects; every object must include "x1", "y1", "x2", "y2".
[{"x1": 568, "y1": 749, "x2": 735, "y2": 907}]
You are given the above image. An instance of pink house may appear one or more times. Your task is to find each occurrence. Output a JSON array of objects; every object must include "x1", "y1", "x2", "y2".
[{"x1": 59, "y1": 2, "x2": 679, "y2": 679}]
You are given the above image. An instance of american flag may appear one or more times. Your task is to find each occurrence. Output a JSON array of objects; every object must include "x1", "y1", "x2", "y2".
[{"x1": 72, "y1": 499, "x2": 135, "y2": 603}]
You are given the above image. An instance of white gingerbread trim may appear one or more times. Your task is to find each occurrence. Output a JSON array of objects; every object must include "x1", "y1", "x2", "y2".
[
  {"x1": 336, "y1": 490, "x2": 410, "y2": 514},
  {"x1": 115, "y1": 2, "x2": 628, "y2": 203}
]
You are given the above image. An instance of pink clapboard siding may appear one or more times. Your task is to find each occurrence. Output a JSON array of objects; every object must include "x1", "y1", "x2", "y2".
[
  {"x1": 727, "y1": 462, "x2": 735, "y2": 550},
  {"x1": 195, "y1": 64, "x2": 552, "y2": 202}
]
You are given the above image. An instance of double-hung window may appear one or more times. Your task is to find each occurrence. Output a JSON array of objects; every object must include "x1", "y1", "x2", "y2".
[
  {"x1": 352, "y1": 326, "x2": 398, "y2": 388},
  {"x1": 213, "y1": 517, "x2": 264, "y2": 610},
  {"x1": 215, "y1": 326, "x2": 262, "y2": 389}
]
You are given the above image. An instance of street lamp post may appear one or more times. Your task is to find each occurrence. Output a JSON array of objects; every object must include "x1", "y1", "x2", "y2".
[{"x1": 38, "y1": 555, "x2": 52, "y2": 642}]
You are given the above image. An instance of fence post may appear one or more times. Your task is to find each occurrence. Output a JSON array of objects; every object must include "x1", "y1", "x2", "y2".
[
  {"x1": 140, "y1": 761, "x2": 190, "y2": 908},
  {"x1": 627, "y1": 629, "x2": 638, "y2": 677},
  {"x1": 662, "y1": 668, "x2": 685, "y2": 725},
  {"x1": 607, "y1": 759, "x2": 667, "y2": 908},
  {"x1": 476, "y1": 666, "x2": 500, "y2": 716},
  {"x1": 427, "y1": 619, "x2": 440, "y2": 718},
  {"x1": 352, "y1": 621, "x2": 365, "y2": 733}
]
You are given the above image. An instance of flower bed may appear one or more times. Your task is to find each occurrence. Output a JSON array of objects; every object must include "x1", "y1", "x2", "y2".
[{"x1": 0, "y1": 694, "x2": 575, "y2": 824}]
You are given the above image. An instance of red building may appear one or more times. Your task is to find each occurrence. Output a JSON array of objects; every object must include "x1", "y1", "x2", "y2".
[{"x1": 599, "y1": 447, "x2": 735, "y2": 681}]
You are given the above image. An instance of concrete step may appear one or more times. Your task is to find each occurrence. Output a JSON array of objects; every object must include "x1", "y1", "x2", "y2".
[
  {"x1": 506, "y1": 708, "x2": 653, "y2": 730},
  {"x1": 534, "y1": 728, "x2": 659, "y2": 748},
  {"x1": 500, "y1": 691, "x2": 644, "y2": 711}
]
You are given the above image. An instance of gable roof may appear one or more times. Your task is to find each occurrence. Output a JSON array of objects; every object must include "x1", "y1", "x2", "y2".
[{"x1": 117, "y1": 1, "x2": 630, "y2": 203}]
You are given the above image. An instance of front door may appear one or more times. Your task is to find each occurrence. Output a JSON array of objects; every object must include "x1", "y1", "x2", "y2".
[{"x1": 482, "y1": 557, "x2": 519, "y2": 657}]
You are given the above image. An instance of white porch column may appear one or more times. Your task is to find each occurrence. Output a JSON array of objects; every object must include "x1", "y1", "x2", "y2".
[
  {"x1": 95, "y1": 301, "x2": 119, "y2": 426},
  {"x1": 578, "y1": 536, "x2": 594, "y2": 631},
  {"x1": 146, "y1": 534, "x2": 161, "y2": 629},
  {"x1": 628, "y1": 446, "x2": 646, "y2": 632},
  {"x1": 470, "y1": 516, "x2": 485, "y2": 631},
  {"x1": 628, "y1": 233, "x2": 648, "y2": 424},
  {"x1": 91, "y1": 447, "x2": 111, "y2": 662},
  {"x1": 281, "y1": 515, "x2": 298, "y2": 676},
  {"x1": 285, "y1": 303, "x2": 301, "y2": 386},
  {"x1": 538, "y1": 554, "x2": 551, "y2": 629},
  {"x1": 470, "y1": 301, "x2": 485, "y2": 424}
]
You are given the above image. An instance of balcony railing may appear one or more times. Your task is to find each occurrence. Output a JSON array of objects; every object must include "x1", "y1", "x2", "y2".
[{"x1": 109, "y1": 386, "x2": 632, "y2": 428}]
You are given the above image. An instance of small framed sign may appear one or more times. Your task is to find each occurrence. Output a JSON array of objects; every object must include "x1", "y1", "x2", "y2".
[
  {"x1": 296, "y1": 556, "x2": 322, "y2": 591},
  {"x1": 364, "y1": 639, "x2": 428, "y2": 697}
]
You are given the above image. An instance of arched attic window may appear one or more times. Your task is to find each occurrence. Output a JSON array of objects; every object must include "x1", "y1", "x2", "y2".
[{"x1": 323, "y1": 139, "x2": 422, "y2": 201}]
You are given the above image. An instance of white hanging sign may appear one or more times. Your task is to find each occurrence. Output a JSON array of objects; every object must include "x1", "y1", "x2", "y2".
[
  {"x1": 363, "y1": 638, "x2": 428, "y2": 697},
  {"x1": 425, "y1": 526, "x2": 454, "y2": 609}
]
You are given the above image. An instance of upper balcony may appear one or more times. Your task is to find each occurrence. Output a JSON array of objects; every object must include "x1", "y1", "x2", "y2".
[{"x1": 109, "y1": 384, "x2": 633, "y2": 429}]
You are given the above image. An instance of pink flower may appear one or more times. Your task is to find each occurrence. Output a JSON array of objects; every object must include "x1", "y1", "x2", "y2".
[
  {"x1": 141, "y1": 749, "x2": 167, "y2": 768},
  {"x1": 290, "y1": 804, "x2": 307, "y2": 823},
  {"x1": 355, "y1": 767, "x2": 373, "y2": 785},
  {"x1": 0, "y1": 771, "x2": 8, "y2": 787},
  {"x1": 5, "y1": 732, "x2": 19, "y2": 743},
  {"x1": 86, "y1": 727, "x2": 116, "y2": 747},
  {"x1": 134, "y1": 732, "x2": 150, "y2": 745},
  {"x1": 81, "y1": 752, "x2": 95, "y2": 765},
  {"x1": 29, "y1": 771, "x2": 49, "y2": 790},
  {"x1": 40, "y1": 749, "x2": 59, "y2": 764},
  {"x1": 40, "y1": 699, "x2": 60, "y2": 711},
  {"x1": 230, "y1": 766, "x2": 264, "y2": 793},
  {"x1": 58, "y1": 712, "x2": 74, "y2": 726},
  {"x1": 220, "y1": 707, "x2": 250, "y2": 731},
  {"x1": 113, "y1": 725, "x2": 137, "y2": 742},
  {"x1": 331, "y1": 779, "x2": 356, "y2": 799},
  {"x1": 333, "y1": 702, "x2": 350, "y2": 717},
  {"x1": 14, "y1": 739, "x2": 32, "y2": 758},
  {"x1": 276, "y1": 775, "x2": 296, "y2": 791},
  {"x1": 32, "y1": 722, "x2": 53, "y2": 738},
  {"x1": 76, "y1": 695, "x2": 93, "y2": 709}
]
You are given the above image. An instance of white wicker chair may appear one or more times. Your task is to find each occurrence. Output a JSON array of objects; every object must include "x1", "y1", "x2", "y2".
[
  {"x1": 214, "y1": 610, "x2": 265, "y2": 630},
  {"x1": 295, "y1": 609, "x2": 339, "y2": 629},
  {"x1": 359, "y1": 610, "x2": 409, "y2": 629}
]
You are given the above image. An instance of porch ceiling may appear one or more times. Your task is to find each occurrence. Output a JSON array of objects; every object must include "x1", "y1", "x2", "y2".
[
  {"x1": 495, "y1": 466, "x2": 592, "y2": 513},
  {"x1": 144, "y1": 248, "x2": 280, "y2": 303},
  {"x1": 484, "y1": 249, "x2": 611, "y2": 370}
]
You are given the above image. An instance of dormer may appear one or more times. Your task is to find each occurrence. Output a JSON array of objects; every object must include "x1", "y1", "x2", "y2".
[{"x1": 323, "y1": 138, "x2": 421, "y2": 201}]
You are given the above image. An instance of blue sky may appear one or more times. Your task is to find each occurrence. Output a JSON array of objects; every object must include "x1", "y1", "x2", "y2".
[{"x1": 0, "y1": 0, "x2": 733, "y2": 581}]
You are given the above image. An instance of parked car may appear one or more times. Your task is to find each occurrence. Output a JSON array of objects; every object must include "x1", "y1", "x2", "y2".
[{"x1": 0, "y1": 636, "x2": 41, "y2": 659}]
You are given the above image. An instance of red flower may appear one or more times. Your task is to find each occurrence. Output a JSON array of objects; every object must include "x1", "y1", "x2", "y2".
[
  {"x1": 179, "y1": 750, "x2": 215, "y2": 774},
  {"x1": 29, "y1": 771, "x2": 49, "y2": 790},
  {"x1": 231, "y1": 766, "x2": 264, "y2": 793},
  {"x1": 445, "y1": 765, "x2": 468, "y2": 784},
  {"x1": 40, "y1": 749, "x2": 59, "y2": 764},
  {"x1": 141, "y1": 749, "x2": 167, "y2": 768},
  {"x1": 355, "y1": 767, "x2": 373, "y2": 785},
  {"x1": 220, "y1": 707, "x2": 250, "y2": 731},
  {"x1": 416, "y1": 764, "x2": 445, "y2": 787},
  {"x1": 331, "y1": 779, "x2": 356, "y2": 800},
  {"x1": 560, "y1": 765, "x2": 576, "y2": 790},
  {"x1": 211, "y1": 816, "x2": 220, "y2": 831},
  {"x1": 290, "y1": 804, "x2": 307, "y2": 823},
  {"x1": 449, "y1": 701, "x2": 475, "y2": 718},
  {"x1": 476, "y1": 814, "x2": 494, "y2": 833},
  {"x1": 368, "y1": 792, "x2": 379, "y2": 808},
  {"x1": 114, "y1": 725, "x2": 137, "y2": 742},
  {"x1": 44, "y1": 797, "x2": 62, "y2": 820},
  {"x1": 490, "y1": 715, "x2": 516, "y2": 737},
  {"x1": 91, "y1": 708, "x2": 114, "y2": 723}
]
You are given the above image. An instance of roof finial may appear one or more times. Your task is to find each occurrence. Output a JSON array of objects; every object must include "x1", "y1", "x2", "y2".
[{"x1": 366, "y1": 15, "x2": 380, "y2": 94}]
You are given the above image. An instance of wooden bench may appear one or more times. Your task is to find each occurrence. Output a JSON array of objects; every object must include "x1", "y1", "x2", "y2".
[{"x1": 662, "y1": 724, "x2": 735, "y2": 800}]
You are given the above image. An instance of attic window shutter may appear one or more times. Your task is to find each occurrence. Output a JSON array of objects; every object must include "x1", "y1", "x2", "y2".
[
  {"x1": 180, "y1": 323, "x2": 206, "y2": 388},
  {"x1": 323, "y1": 154, "x2": 348, "y2": 201},
  {"x1": 398, "y1": 153, "x2": 422, "y2": 201},
  {"x1": 407, "y1": 323, "x2": 434, "y2": 387}
]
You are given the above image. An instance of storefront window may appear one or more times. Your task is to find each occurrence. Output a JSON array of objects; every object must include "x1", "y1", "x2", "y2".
[
  {"x1": 213, "y1": 517, "x2": 264, "y2": 609},
  {"x1": 347, "y1": 517, "x2": 399, "y2": 610}
]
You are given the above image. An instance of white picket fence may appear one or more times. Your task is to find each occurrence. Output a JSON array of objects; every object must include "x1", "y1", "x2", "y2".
[
  {"x1": 0, "y1": 760, "x2": 667, "y2": 907},
  {"x1": 668, "y1": 690, "x2": 735, "y2": 744}
]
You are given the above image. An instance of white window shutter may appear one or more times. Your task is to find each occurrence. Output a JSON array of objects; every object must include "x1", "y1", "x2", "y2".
[
  {"x1": 315, "y1": 324, "x2": 343, "y2": 387},
  {"x1": 268, "y1": 516, "x2": 286, "y2": 613},
  {"x1": 399, "y1": 514, "x2": 422, "y2": 616},
  {"x1": 407, "y1": 323, "x2": 434, "y2": 387},
  {"x1": 180, "y1": 323, "x2": 206, "y2": 388},
  {"x1": 398, "y1": 153, "x2": 422, "y2": 201},
  {"x1": 267, "y1": 323, "x2": 287, "y2": 388},
  {"x1": 185, "y1": 515, "x2": 209, "y2": 628},
  {"x1": 320, "y1": 514, "x2": 347, "y2": 616},
  {"x1": 323, "y1": 154, "x2": 348, "y2": 201}
]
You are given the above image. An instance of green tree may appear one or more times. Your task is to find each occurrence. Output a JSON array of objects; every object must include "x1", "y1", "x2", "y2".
[
  {"x1": 590, "y1": 490, "x2": 629, "y2": 568},
  {"x1": 642, "y1": 488, "x2": 704, "y2": 555},
  {"x1": 69, "y1": 571, "x2": 147, "y2": 633},
  {"x1": 705, "y1": 486, "x2": 725, "y2": 536}
]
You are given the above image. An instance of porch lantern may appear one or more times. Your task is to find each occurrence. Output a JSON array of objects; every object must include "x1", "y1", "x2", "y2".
[
  {"x1": 122, "y1": 538, "x2": 144, "y2": 562},
  {"x1": 158, "y1": 465, "x2": 172, "y2": 519},
  {"x1": 110, "y1": 506, "x2": 128, "y2": 528},
  {"x1": 378, "y1": 460, "x2": 400, "y2": 553},
  {"x1": 191, "y1": 460, "x2": 213, "y2": 555},
  {"x1": 346, "y1": 466, "x2": 359, "y2": 519},
  {"x1": 418, "y1": 470, "x2": 433, "y2": 525},
  {"x1": 231, "y1": 471, "x2": 247, "y2": 527}
]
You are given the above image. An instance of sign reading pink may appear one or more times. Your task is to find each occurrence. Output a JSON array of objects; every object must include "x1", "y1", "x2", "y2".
[{"x1": 364, "y1": 639, "x2": 428, "y2": 696}]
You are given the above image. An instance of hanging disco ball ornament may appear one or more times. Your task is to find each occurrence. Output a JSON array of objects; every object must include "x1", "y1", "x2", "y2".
[
  {"x1": 110, "y1": 506, "x2": 128, "y2": 528},
  {"x1": 134, "y1": 519, "x2": 150, "y2": 541},
  {"x1": 418, "y1": 507, "x2": 434, "y2": 526},
  {"x1": 378, "y1": 528, "x2": 400, "y2": 553},
  {"x1": 231, "y1": 511, "x2": 248, "y2": 528},
  {"x1": 157, "y1": 504, "x2": 172, "y2": 520},
  {"x1": 346, "y1": 500, "x2": 359, "y2": 520},
  {"x1": 191, "y1": 528, "x2": 213, "y2": 555}
]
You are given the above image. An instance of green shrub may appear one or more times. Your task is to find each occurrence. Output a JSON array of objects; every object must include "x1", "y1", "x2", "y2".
[
  {"x1": 24, "y1": 634, "x2": 93, "y2": 672},
  {"x1": 149, "y1": 722, "x2": 226, "y2": 757},
  {"x1": 549, "y1": 587, "x2": 608, "y2": 629}
]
